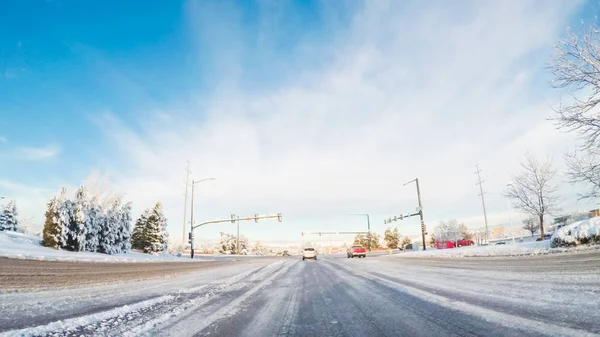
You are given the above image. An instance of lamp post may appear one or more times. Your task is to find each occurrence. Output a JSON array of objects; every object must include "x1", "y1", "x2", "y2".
[
  {"x1": 189, "y1": 178, "x2": 216, "y2": 258},
  {"x1": 350, "y1": 214, "x2": 371, "y2": 251},
  {"x1": 506, "y1": 182, "x2": 514, "y2": 244}
]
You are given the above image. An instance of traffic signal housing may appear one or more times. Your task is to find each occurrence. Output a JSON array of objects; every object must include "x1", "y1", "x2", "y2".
[
  {"x1": 277, "y1": 213, "x2": 282, "y2": 222},
  {"x1": 255, "y1": 214, "x2": 259, "y2": 223}
]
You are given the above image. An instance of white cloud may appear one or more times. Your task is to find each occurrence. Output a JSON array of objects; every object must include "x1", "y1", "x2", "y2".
[
  {"x1": 16, "y1": 145, "x2": 61, "y2": 161},
  {"x1": 80, "y1": 1, "x2": 591, "y2": 243}
]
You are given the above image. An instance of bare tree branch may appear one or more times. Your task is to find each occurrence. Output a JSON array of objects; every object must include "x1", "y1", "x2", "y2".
[{"x1": 504, "y1": 154, "x2": 560, "y2": 239}]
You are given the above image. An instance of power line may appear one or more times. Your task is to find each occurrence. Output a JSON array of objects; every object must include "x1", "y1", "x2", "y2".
[{"x1": 475, "y1": 164, "x2": 489, "y2": 244}]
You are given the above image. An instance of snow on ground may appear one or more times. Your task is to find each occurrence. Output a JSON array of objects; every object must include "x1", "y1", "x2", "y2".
[
  {"x1": 551, "y1": 217, "x2": 600, "y2": 247},
  {"x1": 390, "y1": 239, "x2": 600, "y2": 258},
  {"x1": 0, "y1": 231, "x2": 209, "y2": 263}
]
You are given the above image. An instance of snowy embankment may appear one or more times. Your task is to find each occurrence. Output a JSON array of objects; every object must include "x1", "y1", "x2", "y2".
[
  {"x1": 392, "y1": 238, "x2": 600, "y2": 258},
  {"x1": 0, "y1": 231, "x2": 207, "y2": 263},
  {"x1": 551, "y1": 217, "x2": 600, "y2": 247}
]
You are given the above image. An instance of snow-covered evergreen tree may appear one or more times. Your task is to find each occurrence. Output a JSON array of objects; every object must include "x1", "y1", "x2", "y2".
[
  {"x1": 160, "y1": 207, "x2": 169, "y2": 253},
  {"x1": 119, "y1": 201, "x2": 133, "y2": 253},
  {"x1": 84, "y1": 203, "x2": 102, "y2": 252},
  {"x1": 0, "y1": 200, "x2": 19, "y2": 232},
  {"x1": 141, "y1": 203, "x2": 166, "y2": 254},
  {"x1": 97, "y1": 200, "x2": 120, "y2": 254},
  {"x1": 64, "y1": 186, "x2": 87, "y2": 252}
]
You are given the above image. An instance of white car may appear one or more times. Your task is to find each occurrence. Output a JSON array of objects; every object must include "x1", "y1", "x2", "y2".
[{"x1": 302, "y1": 247, "x2": 317, "y2": 261}]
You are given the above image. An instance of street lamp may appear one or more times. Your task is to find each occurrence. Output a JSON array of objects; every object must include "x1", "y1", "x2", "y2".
[
  {"x1": 189, "y1": 178, "x2": 216, "y2": 258},
  {"x1": 506, "y1": 182, "x2": 514, "y2": 244},
  {"x1": 350, "y1": 214, "x2": 371, "y2": 251}
]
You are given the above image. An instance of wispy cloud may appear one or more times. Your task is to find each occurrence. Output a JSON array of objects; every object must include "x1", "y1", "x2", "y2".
[
  {"x1": 65, "y1": 1, "x2": 591, "y2": 241},
  {"x1": 16, "y1": 145, "x2": 61, "y2": 161}
]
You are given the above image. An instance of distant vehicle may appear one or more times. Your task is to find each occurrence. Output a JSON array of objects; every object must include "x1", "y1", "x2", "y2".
[
  {"x1": 434, "y1": 241, "x2": 455, "y2": 249},
  {"x1": 302, "y1": 247, "x2": 317, "y2": 261},
  {"x1": 282, "y1": 250, "x2": 290, "y2": 256},
  {"x1": 536, "y1": 234, "x2": 553, "y2": 241},
  {"x1": 405, "y1": 243, "x2": 414, "y2": 250},
  {"x1": 347, "y1": 245, "x2": 367, "y2": 258},
  {"x1": 495, "y1": 241, "x2": 506, "y2": 245},
  {"x1": 456, "y1": 239, "x2": 474, "y2": 247}
]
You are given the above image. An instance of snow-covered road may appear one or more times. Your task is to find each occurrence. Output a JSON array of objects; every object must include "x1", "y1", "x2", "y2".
[{"x1": 1, "y1": 252, "x2": 599, "y2": 337}]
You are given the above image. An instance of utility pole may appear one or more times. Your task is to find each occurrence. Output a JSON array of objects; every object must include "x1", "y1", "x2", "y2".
[
  {"x1": 182, "y1": 161, "x2": 191, "y2": 246},
  {"x1": 475, "y1": 164, "x2": 489, "y2": 244},
  {"x1": 237, "y1": 216, "x2": 240, "y2": 255}
]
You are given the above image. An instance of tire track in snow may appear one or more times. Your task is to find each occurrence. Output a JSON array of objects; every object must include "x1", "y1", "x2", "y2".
[
  {"x1": 326, "y1": 259, "x2": 599, "y2": 337},
  {"x1": 0, "y1": 263, "x2": 277, "y2": 337},
  {"x1": 152, "y1": 260, "x2": 292, "y2": 337}
]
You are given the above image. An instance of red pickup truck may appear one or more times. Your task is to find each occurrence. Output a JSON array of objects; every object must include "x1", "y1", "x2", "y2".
[{"x1": 347, "y1": 245, "x2": 367, "y2": 258}]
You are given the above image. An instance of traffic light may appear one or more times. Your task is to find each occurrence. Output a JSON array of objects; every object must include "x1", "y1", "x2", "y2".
[
  {"x1": 400, "y1": 214, "x2": 404, "y2": 220},
  {"x1": 393, "y1": 216, "x2": 397, "y2": 221},
  {"x1": 421, "y1": 223, "x2": 426, "y2": 233},
  {"x1": 231, "y1": 214, "x2": 236, "y2": 223},
  {"x1": 188, "y1": 232, "x2": 193, "y2": 243},
  {"x1": 319, "y1": 232, "x2": 322, "y2": 236},
  {"x1": 301, "y1": 232, "x2": 305, "y2": 236},
  {"x1": 254, "y1": 214, "x2": 259, "y2": 223},
  {"x1": 277, "y1": 213, "x2": 282, "y2": 222},
  {"x1": 388, "y1": 218, "x2": 392, "y2": 223}
]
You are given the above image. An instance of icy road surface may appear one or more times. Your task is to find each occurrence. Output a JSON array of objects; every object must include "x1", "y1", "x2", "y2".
[{"x1": 1, "y1": 252, "x2": 599, "y2": 337}]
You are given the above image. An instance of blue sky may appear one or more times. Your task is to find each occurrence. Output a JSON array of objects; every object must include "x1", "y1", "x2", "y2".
[{"x1": 0, "y1": 0, "x2": 597, "y2": 246}]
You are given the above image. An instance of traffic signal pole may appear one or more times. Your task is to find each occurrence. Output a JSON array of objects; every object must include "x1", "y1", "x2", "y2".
[
  {"x1": 415, "y1": 178, "x2": 427, "y2": 252},
  {"x1": 189, "y1": 213, "x2": 282, "y2": 258},
  {"x1": 385, "y1": 178, "x2": 427, "y2": 251}
]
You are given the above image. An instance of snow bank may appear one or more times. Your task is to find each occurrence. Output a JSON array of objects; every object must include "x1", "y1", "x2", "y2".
[
  {"x1": 551, "y1": 218, "x2": 600, "y2": 248},
  {"x1": 0, "y1": 231, "x2": 210, "y2": 263},
  {"x1": 389, "y1": 239, "x2": 600, "y2": 258}
]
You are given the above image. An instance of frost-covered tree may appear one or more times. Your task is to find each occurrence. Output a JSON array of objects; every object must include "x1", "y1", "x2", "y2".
[
  {"x1": 384, "y1": 227, "x2": 400, "y2": 249},
  {"x1": 58, "y1": 196, "x2": 75, "y2": 250},
  {"x1": 97, "y1": 200, "x2": 120, "y2": 254},
  {"x1": 64, "y1": 186, "x2": 87, "y2": 252},
  {"x1": 84, "y1": 203, "x2": 102, "y2": 252},
  {"x1": 219, "y1": 233, "x2": 236, "y2": 254},
  {"x1": 435, "y1": 219, "x2": 462, "y2": 245},
  {"x1": 251, "y1": 241, "x2": 268, "y2": 255},
  {"x1": 141, "y1": 203, "x2": 167, "y2": 254},
  {"x1": 550, "y1": 23, "x2": 600, "y2": 200},
  {"x1": 0, "y1": 200, "x2": 19, "y2": 232},
  {"x1": 505, "y1": 153, "x2": 560, "y2": 239},
  {"x1": 119, "y1": 202, "x2": 133, "y2": 253}
]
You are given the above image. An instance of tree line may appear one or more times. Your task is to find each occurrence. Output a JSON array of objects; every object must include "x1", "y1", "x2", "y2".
[
  {"x1": 41, "y1": 185, "x2": 169, "y2": 255},
  {"x1": 351, "y1": 227, "x2": 411, "y2": 249},
  {"x1": 500, "y1": 21, "x2": 600, "y2": 242}
]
